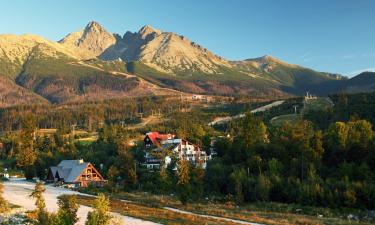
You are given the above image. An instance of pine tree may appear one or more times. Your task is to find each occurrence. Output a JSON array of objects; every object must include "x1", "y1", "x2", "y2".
[
  {"x1": 177, "y1": 158, "x2": 191, "y2": 205},
  {"x1": 85, "y1": 193, "x2": 112, "y2": 225},
  {"x1": 16, "y1": 115, "x2": 37, "y2": 180},
  {"x1": 53, "y1": 195, "x2": 79, "y2": 225},
  {"x1": 30, "y1": 182, "x2": 49, "y2": 225},
  {"x1": 0, "y1": 183, "x2": 9, "y2": 213}
]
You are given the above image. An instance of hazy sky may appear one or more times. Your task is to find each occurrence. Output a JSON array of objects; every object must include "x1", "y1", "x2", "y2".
[{"x1": 1, "y1": 0, "x2": 374, "y2": 76}]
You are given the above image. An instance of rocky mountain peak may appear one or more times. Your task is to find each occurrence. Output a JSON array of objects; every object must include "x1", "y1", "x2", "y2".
[
  {"x1": 59, "y1": 21, "x2": 116, "y2": 59},
  {"x1": 83, "y1": 21, "x2": 108, "y2": 35},
  {"x1": 138, "y1": 25, "x2": 161, "y2": 39},
  {"x1": 244, "y1": 55, "x2": 295, "y2": 68}
]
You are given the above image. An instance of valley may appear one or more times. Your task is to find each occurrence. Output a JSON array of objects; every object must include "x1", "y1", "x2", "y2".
[{"x1": 0, "y1": 8, "x2": 374, "y2": 225}]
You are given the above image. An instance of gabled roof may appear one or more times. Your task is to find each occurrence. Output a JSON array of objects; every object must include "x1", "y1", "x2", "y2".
[
  {"x1": 50, "y1": 160, "x2": 91, "y2": 183},
  {"x1": 145, "y1": 132, "x2": 174, "y2": 146}
]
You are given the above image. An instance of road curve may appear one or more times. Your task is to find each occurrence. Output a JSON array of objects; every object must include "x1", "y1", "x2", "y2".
[{"x1": 3, "y1": 179, "x2": 158, "y2": 225}]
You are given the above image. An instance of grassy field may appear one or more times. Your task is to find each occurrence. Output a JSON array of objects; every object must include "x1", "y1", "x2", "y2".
[
  {"x1": 269, "y1": 97, "x2": 333, "y2": 126},
  {"x1": 303, "y1": 97, "x2": 333, "y2": 113},
  {"x1": 76, "y1": 195, "x2": 239, "y2": 225},
  {"x1": 270, "y1": 114, "x2": 302, "y2": 126},
  {"x1": 77, "y1": 190, "x2": 374, "y2": 225}
]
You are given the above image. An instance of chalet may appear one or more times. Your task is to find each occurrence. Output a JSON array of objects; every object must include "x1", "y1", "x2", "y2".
[
  {"x1": 144, "y1": 131, "x2": 175, "y2": 148},
  {"x1": 305, "y1": 91, "x2": 317, "y2": 100},
  {"x1": 47, "y1": 160, "x2": 105, "y2": 188},
  {"x1": 143, "y1": 132, "x2": 210, "y2": 170},
  {"x1": 192, "y1": 95, "x2": 202, "y2": 100}
]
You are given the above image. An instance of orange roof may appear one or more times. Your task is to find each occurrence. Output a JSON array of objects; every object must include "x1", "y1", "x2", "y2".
[{"x1": 146, "y1": 132, "x2": 174, "y2": 145}]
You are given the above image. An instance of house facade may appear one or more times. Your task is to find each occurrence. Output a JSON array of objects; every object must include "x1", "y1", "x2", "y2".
[
  {"x1": 143, "y1": 132, "x2": 210, "y2": 170},
  {"x1": 47, "y1": 159, "x2": 105, "y2": 188}
]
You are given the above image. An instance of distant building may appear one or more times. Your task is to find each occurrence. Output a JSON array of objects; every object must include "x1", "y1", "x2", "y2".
[
  {"x1": 192, "y1": 95, "x2": 202, "y2": 100},
  {"x1": 143, "y1": 132, "x2": 210, "y2": 170},
  {"x1": 47, "y1": 160, "x2": 105, "y2": 188},
  {"x1": 144, "y1": 131, "x2": 175, "y2": 148},
  {"x1": 305, "y1": 91, "x2": 317, "y2": 100}
]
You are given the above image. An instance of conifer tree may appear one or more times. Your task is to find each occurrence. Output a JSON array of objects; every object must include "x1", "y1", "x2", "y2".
[
  {"x1": 177, "y1": 158, "x2": 191, "y2": 205},
  {"x1": 30, "y1": 182, "x2": 49, "y2": 225},
  {"x1": 85, "y1": 193, "x2": 112, "y2": 225},
  {"x1": 16, "y1": 115, "x2": 37, "y2": 179},
  {"x1": 0, "y1": 183, "x2": 9, "y2": 213},
  {"x1": 54, "y1": 195, "x2": 79, "y2": 225}
]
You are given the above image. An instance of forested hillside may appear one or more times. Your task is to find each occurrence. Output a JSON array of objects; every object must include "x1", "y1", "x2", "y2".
[{"x1": 0, "y1": 92, "x2": 374, "y2": 212}]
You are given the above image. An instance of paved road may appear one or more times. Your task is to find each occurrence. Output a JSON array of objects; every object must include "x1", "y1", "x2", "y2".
[{"x1": 3, "y1": 179, "x2": 158, "y2": 225}]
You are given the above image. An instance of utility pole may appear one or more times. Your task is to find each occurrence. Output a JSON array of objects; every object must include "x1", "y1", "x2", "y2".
[
  {"x1": 293, "y1": 105, "x2": 298, "y2": 114},
  {"x1": 71, "y1": 124, "x2": 77, "y2": 140}
]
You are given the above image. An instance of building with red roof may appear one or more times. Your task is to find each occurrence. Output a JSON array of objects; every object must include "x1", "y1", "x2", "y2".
[
  {"x1": 143, "y1": 131, "x2": 210, "y2": 170},
  {"x1": 144, "y1": 131, "x2": 174, "y2": 147}
]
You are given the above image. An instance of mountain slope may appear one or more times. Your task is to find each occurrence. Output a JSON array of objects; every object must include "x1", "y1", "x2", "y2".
[
  {"x1": 59, "y1": 21, "x2": 117, "y2": 59},
  {"x1": 231, "y1": 55, "x2": 345, "y2": 94},
  {"x1": 57, "y1": 22, "x2": 351, "y2": 96},
  {"x1": 98, "y1": 25, "x2": 231, "y2": 74},
  {"x1": 0, "y1": 21, "x2": 374, "y2": 107},
  {"x1": 0, "y1": 76, "x2": 48, "y2": 107},
  {"x1": 0, "y1": 34, "x2": 78, "y2": 79},
  {"x1": 344, "y1": 72, "x2": 375, "y2": 93},
  {"x1": 0, "y1": 31, "x2": 179, "y2": 105}
]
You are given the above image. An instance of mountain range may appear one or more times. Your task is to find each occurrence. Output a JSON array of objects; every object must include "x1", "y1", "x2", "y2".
[{"x1": 0, "y1": 21, "x2": 374, "y2": 107}]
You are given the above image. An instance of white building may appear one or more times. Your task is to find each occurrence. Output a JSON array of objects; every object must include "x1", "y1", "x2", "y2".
[{"x1": 143, "y1": 132, "x2": 210, "y2": 170}]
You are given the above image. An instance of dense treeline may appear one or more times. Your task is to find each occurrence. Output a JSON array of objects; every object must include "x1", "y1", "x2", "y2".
[
  {"x1": 304, "y1": 92, "x2": 375, "y2": 129},
  {"x1": 1, "y1": 92, "x2": 375, "y2": 211},
  {"x1": 0, "y1": 96, "x2": 184, "y2": 132},
  {"x1": 84, "y1": 113, "x2": 374, "y2": 209},
  {"x1": 209, "y1": 116, "x2": 375, "y2": 209}
]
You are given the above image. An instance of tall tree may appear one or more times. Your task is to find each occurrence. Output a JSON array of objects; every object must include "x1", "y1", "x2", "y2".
[
  {"x1": 177, "y1": 158, "x2": 191, "y2": 205},
  {"x1": 85, "y1": 193, "x2": 112, "y2": 225},
  {"x1": 54, "y1": 195, "x2": 79, "y2": 225},
  {"x1": 30, "y1": 182, "x2": 49, "y2": 225},
  {"x1": 0, "y1": 183, "x2": 9, "y2": 213},
  {"x1": 16, "y1": 115, "x2": 37, "y2": 179},
  {"x1": 240, "y1": 114, "x2": 268, "y2": 149}
]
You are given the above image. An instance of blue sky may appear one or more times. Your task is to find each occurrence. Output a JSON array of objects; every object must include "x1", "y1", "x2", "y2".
[{"x1": 1, "y1": 0, "x2": 374, "y2": 76}]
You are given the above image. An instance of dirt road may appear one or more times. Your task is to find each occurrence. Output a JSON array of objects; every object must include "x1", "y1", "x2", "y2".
[
  {"x1": 208, "y1": 100, "x2": 285, "y2": 126},
  {"x1": 3, "y1": 179, "x2": 158, "y2": 225}
]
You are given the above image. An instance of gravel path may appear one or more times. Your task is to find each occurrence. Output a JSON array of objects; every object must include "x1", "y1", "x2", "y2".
[
  {"x1": 3, "y1": 179, "x2": 158, "y2": 225},
  {"x1": 164, "y1": 207, "x2": 263, "y2": 225},
  {"x1": 209, "y1": 100, "x2": 285, "y2": 126}
]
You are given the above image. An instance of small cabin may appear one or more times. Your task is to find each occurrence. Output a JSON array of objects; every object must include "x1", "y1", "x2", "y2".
[{"x1": 47, "y1": 159, "x2": 105, "y2": 188}]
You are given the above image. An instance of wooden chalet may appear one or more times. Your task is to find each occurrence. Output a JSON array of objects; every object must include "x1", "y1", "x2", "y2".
[{"x1": 47, "y1": 159, "x2": 105, "y2": 188}]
